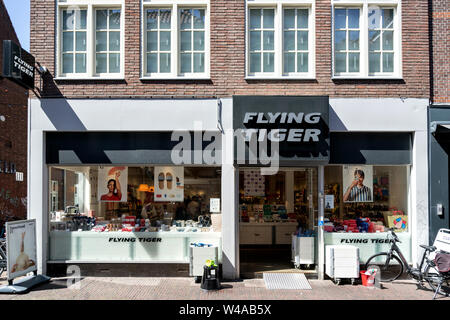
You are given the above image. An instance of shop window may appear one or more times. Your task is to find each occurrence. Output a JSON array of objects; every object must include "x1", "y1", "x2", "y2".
[
  {"x1": 332, "y1": 1, "x2": 401, "y2": 78},
  {"x1": 56, "y1": 1, "x2": 124, "y2": 79},
  {"x1": 324, "y1": 165, "x2": 409, "y2": 233},
  {"x1": 247, "y1": 2, "x2": 315, "y2": 79},
  {"x1": 142, "y1": 1, "x2": 210, "y2": 79}
]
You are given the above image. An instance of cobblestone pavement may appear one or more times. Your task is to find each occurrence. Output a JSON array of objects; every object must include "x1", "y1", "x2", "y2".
[{"x1": 0, "y1": 275, "x2": 448, "y2": 300}]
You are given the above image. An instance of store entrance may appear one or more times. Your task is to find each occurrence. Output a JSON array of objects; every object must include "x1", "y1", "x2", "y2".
[{"x1": 239, "y1": 168, "x2": 318, "y2": 279}]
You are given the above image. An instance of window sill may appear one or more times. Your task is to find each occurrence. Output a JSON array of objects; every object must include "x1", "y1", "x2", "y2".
[
  {"x1": 140, "y1": 77, "x2": 211, "y2": 81},
  {"x1": 54, "y1": 77, "x2": 125, "y2": 81},
  {"x1": 332, "y1": 76, "x2": 404, "y2": 80},
  {"x1": 245, "y1": 76, "x2": 316, "y2": 80}
]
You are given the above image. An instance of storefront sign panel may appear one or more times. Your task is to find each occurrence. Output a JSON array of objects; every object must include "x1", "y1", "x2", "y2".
[
  {"x1": 6, "y1": 220, "x2": 38, "y2": 280},
  {"x1": 2, "y1": 40, "x2": 35, "y2": 89},
  {"x1": 233, "y1": 96, "x2": 329, "y2": 164}
]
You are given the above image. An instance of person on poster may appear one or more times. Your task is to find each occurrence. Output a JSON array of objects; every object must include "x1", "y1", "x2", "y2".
[
  {"x1": 343, "y1": 169, "x2": 372, "y2": 202},
  {"x1": 100, "y1": 171, "x2": 122, "y2": 201},
  {"x1": 11, "y1": 232, "x2": 35, "y2": 273}
]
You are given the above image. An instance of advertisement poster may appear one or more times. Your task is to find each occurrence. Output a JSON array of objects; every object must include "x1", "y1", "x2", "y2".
[
  {"x1": 98, "y1": 166, "x2": 128, "y2": 202},
  {"x1": 154, "y1": 166, "x2": 184, "y2": 202},
  {"x1": 244, "y1": 170, "x2": 265, "y2": 196},
  {"x1": 210, "y1": 198, "x2": 220, "y2": 213},
  {"x1": 6, "y1": 220, "x2": 37, "y2": 280},
  {"x1": 343, "y1": 165, "x2": 373, "y2": 203},
  {"x1": 325, "y1": 195, "x2": 334, "y2": 209}
]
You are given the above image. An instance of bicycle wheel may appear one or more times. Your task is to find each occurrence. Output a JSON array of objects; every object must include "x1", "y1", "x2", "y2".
[
  {"x1": 424, "y1": 264, "x2": 450, "y2": 297},
  {"x1": 365, "y1": 253, "x2": 403, "y2": 282}
]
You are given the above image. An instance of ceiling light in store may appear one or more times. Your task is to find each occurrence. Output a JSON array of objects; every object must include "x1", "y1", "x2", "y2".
[{"x1": 138, "y1": 184, "x2": 150, "y2": 192}]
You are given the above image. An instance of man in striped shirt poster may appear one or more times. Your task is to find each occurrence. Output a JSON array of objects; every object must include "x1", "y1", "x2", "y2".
[{"x1": 343, "y1": 169, "x2": 372, "y2": 202}]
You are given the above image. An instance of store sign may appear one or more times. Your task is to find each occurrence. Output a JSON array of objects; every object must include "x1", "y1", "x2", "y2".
[
  {"x1": 6, "y1": 220, "x2": 38, "y2": 281},
  {"x1": 233, "y1": 96, "x2": 329, "y2": 165},
  {"x1": 108, "y1": 237, "x2": 162, "y2": 243},
  {"x1": 2, "y1": 40, "x2": 35, "y2": 89}
]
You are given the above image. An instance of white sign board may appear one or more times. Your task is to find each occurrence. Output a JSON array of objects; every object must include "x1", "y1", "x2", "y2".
[
  {"x1": 6, "y1": 219, "x2": 37, "y2": 280},
  {"x1": 98, "y1": 166, "x2": 128, "y2": 202},
  {"x1": 154, "y1": 166, "x2": 184, "y2": 202},
  {"x1": 210, "y1": 198, "x2": 220, "y2": 213},
  {"x1": 325, "y1": 195, "x2": 334, "y2": 209}
]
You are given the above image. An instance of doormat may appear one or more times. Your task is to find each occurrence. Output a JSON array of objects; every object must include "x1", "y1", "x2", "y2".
[{"x1": 263, "y1": 273, "x2": 312, "y2": 290}]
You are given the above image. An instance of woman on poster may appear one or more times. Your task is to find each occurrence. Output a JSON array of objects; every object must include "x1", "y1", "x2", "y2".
[
  {"x1": 343, "y1": 169, "x2": 372, "y2": 202},
  {"x1": 100, "y1": 171, "x2": 122, "y2": 201}
]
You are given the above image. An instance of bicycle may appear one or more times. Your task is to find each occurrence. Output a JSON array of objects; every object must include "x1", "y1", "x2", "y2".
[
  {"x1": 364, "y1": 228, "x2": 450, "y2": 299},
  {"x1": 0, "y1": 237, "x2": 6, "y2": 278}
]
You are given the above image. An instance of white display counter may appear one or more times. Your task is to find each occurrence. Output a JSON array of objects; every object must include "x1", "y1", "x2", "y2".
[
  {"x1": 49, "y1": 231, "x2": 222, "y2": 263},
  {"x1": 324, "y1": 232, "x2": 411, "y2": 264}
]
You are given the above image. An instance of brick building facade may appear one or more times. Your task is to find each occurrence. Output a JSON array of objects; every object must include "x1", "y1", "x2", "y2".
[
  {"x1": 0, "y1": 0, "x2": 28, "y2": 229},
  {"x1": 29, "y1": 0, "x2": 431, "y2": 279}
]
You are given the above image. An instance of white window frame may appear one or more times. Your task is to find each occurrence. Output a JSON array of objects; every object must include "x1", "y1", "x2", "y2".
[
  {"x1": 331, "y1": 0, "x2": 402, "y2": 79},
  {"x1": 141, "y1": 0, "x2": 211, "y2": 80},
  {"x1": 245, "y1": 0, "x2": 316, "y2": 80},
  {"x1": 56, "y1": 0, "x2": 125, "y2": 80}
]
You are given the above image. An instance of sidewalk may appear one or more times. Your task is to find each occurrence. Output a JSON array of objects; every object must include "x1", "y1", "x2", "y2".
[{"x1": 0, "y1": 275, "x2": 448, "y2": 300}]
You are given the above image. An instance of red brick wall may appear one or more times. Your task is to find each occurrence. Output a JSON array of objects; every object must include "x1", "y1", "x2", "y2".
[
  {"x1": 431, "y1": 0, "x2": 449, "y2": 103},
  {"x1": 30, "y1": 0, "x2": 430, "y2": 99},
  {"x1": 0, "y1": 0, "x2": 28, "y2": 222}
]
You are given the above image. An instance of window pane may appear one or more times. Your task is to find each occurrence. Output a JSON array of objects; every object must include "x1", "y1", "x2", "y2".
[
  {"x1": 297, "y1": 31, "x2": 308, "y2": 50},
  {"x1": 109, "y1": 53, "x2": 120, "y2": 73},
  {"x1": 75, "y1": 53, "x2": 86, "y2": 73},
  {"x1": 181, "y1": 53, "x2": 192, "y2": 73},
  {"x1": 160, "y1": 31, "x2": 171, "y2": 51},
  {"x1": 348, "y1": 53, "x2": 359, "y2": 72},
  {"x1": 96, "y1": 10, "x2": 108, "y2": 29},
  {"x1": 263, "y1": 31, "x2": 274, "y2": 50},
  {"x1": 96, "y1": 53, "x2": 107, "y2": 73},
  {"x1": 76, "y1": 31, "x2": 86, "y2": 51},
  {"x1": 250, "y1": 9, "x2": 261, "y2": 29},
  {"x1": 109, "y1": 32, "x2": 120, "y2": 51},
  {"x1": 63, "y1": 32, "x2": 74, "y2": 52},
  {"x1": 383, "y1": 9, "x2": 394, "y2": 28},
  {"x1": 147, "y1": 31, "x2": 158, "y2": 51},
  {"x1": 383, "y1": 53, "x2": 394, "y2": 72},
  {"x1": 369, "y1": 52, "x2": 381, "y2": 73},
  {"x1": 62, "y1": 53, "x2": 73, "y2": 73},
  {"x1": 297, "y1": 9, "x2": 308, "y2": 29},
  {"x1": 180, "y1": 9, "x2": 192, "y2": 30},
  {"x1": 193, "y1": 9, "x2": 205, "y2": 29},
  {"x1": 284, "y1": 52, "x2": 295, "y2": 73},
  {"x1": 284, "y1": 31, "x2": 295, "y2": 51},
  {"x1": 263, "y1": 9, "x2": 274, "y2": 28},
  {"x1": 96, "y1": 31, "x2": 107, "y2": 51},
  {"x1": 297, "y1": 52, "x2": 308, "y2": 72},
  {"x1": 193, "y1": 31, "x2": 204, "y2": 50},
  {"x1": 369, "y1": 30, "x2": 380, "y2": 51},
  {"x1": 146, "y1": 9, "x2": 158, "y2": 29},
  {"x1": 383, "y1": 31, "x2": 394, "y2": 50},
  {"x1": 63, "y1": 10, "x2": 74, "y2": 30},
  {"x1": 160, "y1": 9, "x2": 171, "y2": 29},
  {"x1": 180, "y1": 31, "x2": 192, "y2": 51},
  {"x1": 109, "y1": 10, "x2": 121, "y2": 29},
  {"x1": 348, "y1": 9, "x2": 360, "y2": 29},
  {"x1": 147, "y1": 53, "x2": 157, "y2": 73},
  {"x1": 368, "y1": 8, "x2": 381, "y2": 29},
  {"x1": 194, "y1": 53, "x2": 204, "y2": 72},
  {"x1": 349, "y1": 31, "x2": 359, "y2": 50},
  {"x1": 160, "y1": 53, "x2": 171, "y2": 73},
  {"x1": 250, "y1": 31, "x2": 261, "y2": 51},
  {"x1": 335, "y1": 53, "x2": 346, "y2": 73},
  {"x1": 263, "y1": 52, "x2": 274, "y2": 72},
  {"x1": 334, "y1": 9, "x2": 346, "y2": 29},
  {"x1": 284, "y1": 9, "x2": 295, "y2": 29},
  {"x1": 250, "y1": 53, "x2": 261, "y2": 73},
  {"x1": 76, "y1": 10, "x2": 87, "y2": 29},
  {"x1": 334, "y1": 31, "x2": 346, "y2": 51}
]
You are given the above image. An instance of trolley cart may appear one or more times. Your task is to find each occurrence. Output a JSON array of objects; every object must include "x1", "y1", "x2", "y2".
[{"x1": 325, "y1": 245, "x2": 360, "y2": 285}]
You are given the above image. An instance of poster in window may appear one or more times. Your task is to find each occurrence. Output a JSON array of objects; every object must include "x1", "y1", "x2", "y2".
[
  {"x1": 97, "y1": 166, "x2": 128, "y2": 202},
  {"x1": 6, "y1": 220, "x2": 37, "y2": 280},
  {"x1": 343, "y1": 165, "x2": 373, "y2": 203},
  {"x1": 244, "y1": 170, "x2": 265, "y2": 197},
  {"x1": 154, "y1": 166, "x2": 184, "y2": 202}
]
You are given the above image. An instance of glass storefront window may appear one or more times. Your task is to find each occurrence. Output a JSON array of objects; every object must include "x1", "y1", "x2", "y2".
[{"x1": 324, "y1": 165, "x2": 409, "y2": 233}]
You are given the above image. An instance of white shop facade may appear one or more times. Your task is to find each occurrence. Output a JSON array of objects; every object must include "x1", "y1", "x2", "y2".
[{"x1": 28, "y1": 96, "x2": 429, "y2": 280}]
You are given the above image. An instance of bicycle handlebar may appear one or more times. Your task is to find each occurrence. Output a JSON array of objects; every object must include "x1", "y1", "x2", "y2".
[{"x1": 387, "y1": 228, "x2": 401, "y2": 243}]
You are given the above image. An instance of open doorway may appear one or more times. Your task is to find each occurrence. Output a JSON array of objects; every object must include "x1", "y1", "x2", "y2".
[{"x1": 238, "y1": 168, "x2": 318, "y2": 278}]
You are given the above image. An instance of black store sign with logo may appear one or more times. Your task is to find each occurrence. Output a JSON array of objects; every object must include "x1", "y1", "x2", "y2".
[
  {"x1": 2, "y1": 40, "x2": 35, "y2": 89},
  {"x1": 233, "y1": 96, "x2": 330, "y2": 165}
]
